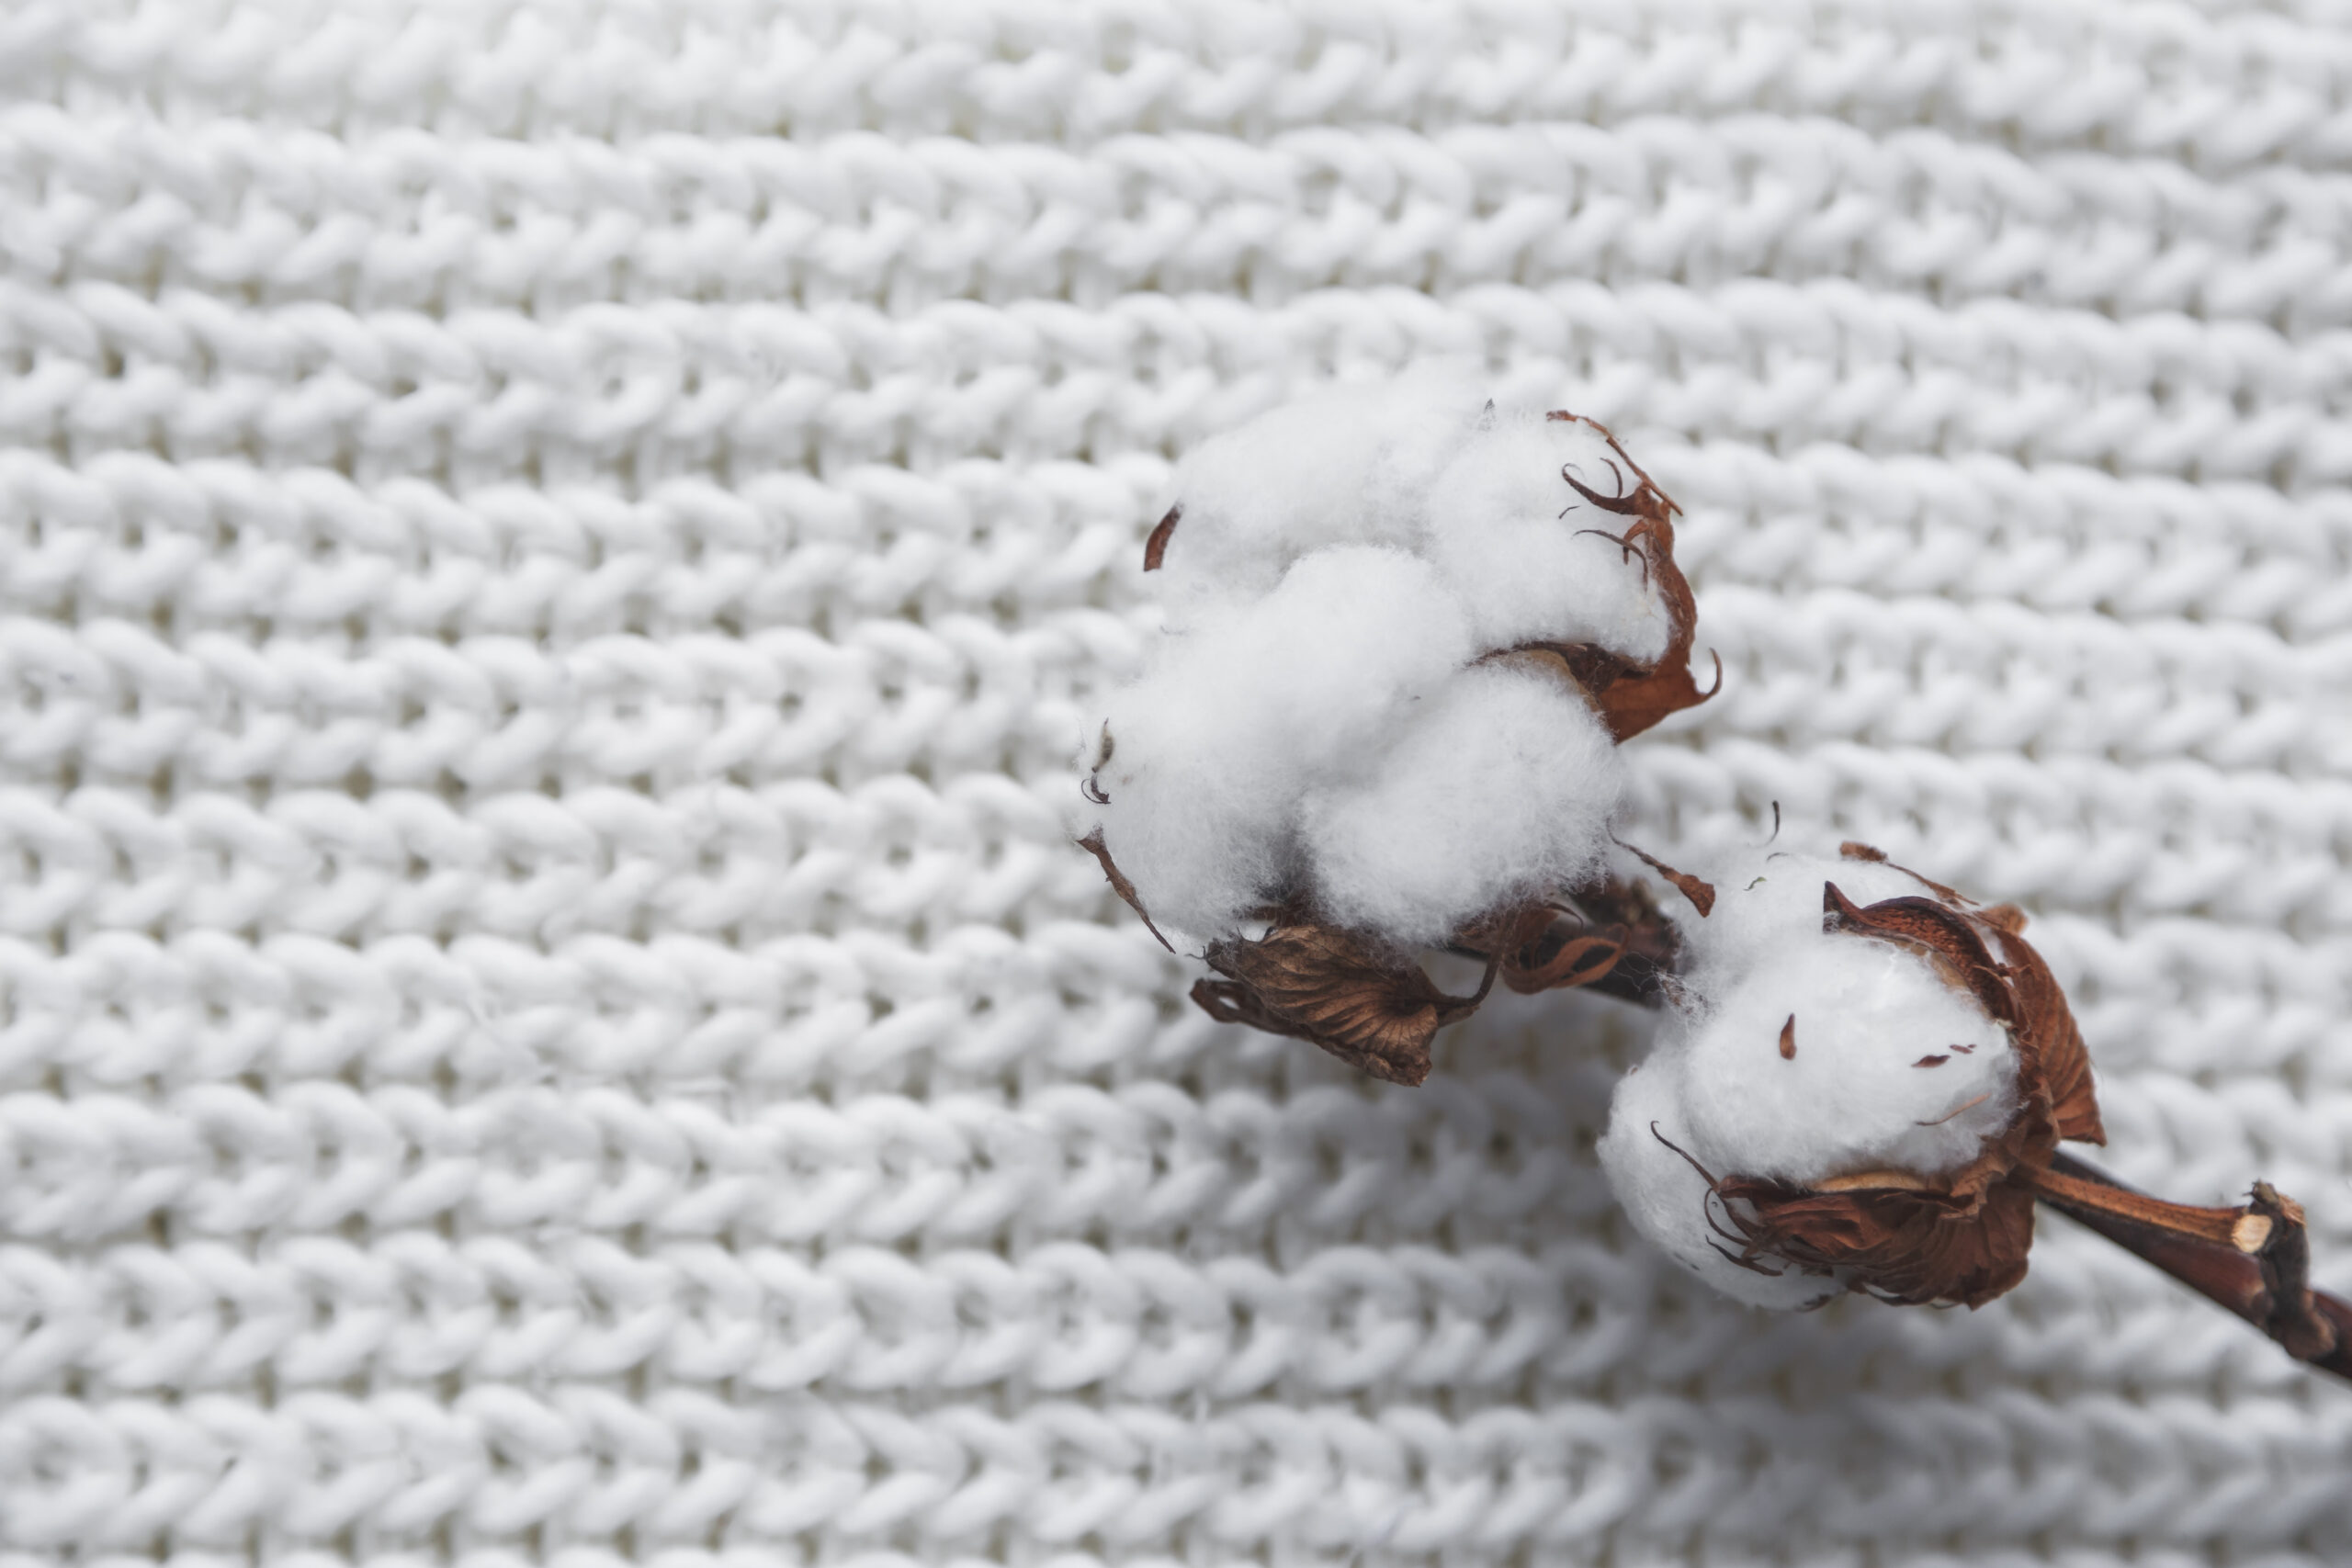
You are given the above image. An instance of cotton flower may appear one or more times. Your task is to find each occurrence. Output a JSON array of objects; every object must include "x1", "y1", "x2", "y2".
[
  {"x1": 1598, "y1": 845, "x2": 2104, "y2": 1309},
  {"x1": 1078, "y1": 375, "x2": 1715, "y2": 1082}
]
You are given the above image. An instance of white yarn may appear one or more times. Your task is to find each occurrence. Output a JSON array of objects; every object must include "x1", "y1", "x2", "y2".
[{"x1": 2, "y1": 2, "x2": 2350, "y2": 1565}]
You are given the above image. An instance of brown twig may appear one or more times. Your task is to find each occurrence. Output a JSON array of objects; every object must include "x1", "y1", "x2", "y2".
[{"x1": 2024, "y1": 1151, "x2": 2352, "y2": 1380}]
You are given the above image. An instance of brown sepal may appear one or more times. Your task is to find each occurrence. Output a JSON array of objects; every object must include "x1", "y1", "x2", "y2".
[
  {"x1": 1196, "y1": 917, "x2": 1498, "y2": 1087},
  {"x1": 1143, "y1": 504, "x2": 1180, "y2": 571},
  {"x1": 1565, "y1": 874, "x2": 1684, "y2": 968},
  {"x1": 1453, "y1": 876, "x2": 1683, "y2": 1007},
  {"x1": 1473, "y1": 902, "x2": 1628, "y2": 992},
  {"x1": 1075, "y1": 829, "x2": 1174, "y2": 953},
  {"x1": 1530, "y1": 412, "x2": 1717, "y2": 740},
  {"x1": 1986, "y1": 918, "x2": 2103, "y2": 1145},
  {"x1": 1715, "y1": 1177, "x2": 2038, "y2": 1309}
]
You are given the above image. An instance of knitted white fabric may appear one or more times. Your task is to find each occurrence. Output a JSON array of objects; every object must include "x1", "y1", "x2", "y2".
[{"x1": 2, "y1": 2, "x2": 2349, "y2": 1563}]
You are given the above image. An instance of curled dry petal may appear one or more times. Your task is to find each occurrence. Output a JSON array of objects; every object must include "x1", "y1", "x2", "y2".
[
  {"x1": 1452, "y1": 875, "x2": 1684, "y2": 1007},
  {"x1": 1195, "y1": 917, "x2": 1498, "y2": 1086},
  {"x1": 1696, "y1": 880, "x2": 2106, "y2": 1307},
  {"x1": 1532, "y1": 412, "x2": 1716, "y2": 740},
  {"x1": 1617, "y1": 838, "x2": 1717, "y2": 917}
]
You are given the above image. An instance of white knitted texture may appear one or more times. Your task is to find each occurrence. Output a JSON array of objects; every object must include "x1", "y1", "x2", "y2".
[{"x1": 1, "y1": 2, "x2": 2350, "y2": 1564}]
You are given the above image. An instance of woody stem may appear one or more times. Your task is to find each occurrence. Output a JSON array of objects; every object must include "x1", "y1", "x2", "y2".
[
  {"x1": 2018, "y1": 1160, "x2": 2267, "y2": 1248},
  {"x1": 2024, "y1": 1151, "x2": 2352, "y2": 1380}
]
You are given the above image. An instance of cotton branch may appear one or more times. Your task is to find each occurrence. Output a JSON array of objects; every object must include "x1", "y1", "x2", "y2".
[{"x1": 2025, "y1": 1151, "x2": 2352, "y2": 1382}]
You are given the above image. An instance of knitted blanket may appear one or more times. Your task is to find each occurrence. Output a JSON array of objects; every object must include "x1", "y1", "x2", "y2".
[{"x1": 2, "y1": 3, "x2": 2348, "y2": 1562}]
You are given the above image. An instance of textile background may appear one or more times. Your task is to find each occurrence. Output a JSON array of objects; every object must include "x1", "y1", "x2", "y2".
[{"x1": 1, "y1": 2, "x2": 2348, "y2": 1563}]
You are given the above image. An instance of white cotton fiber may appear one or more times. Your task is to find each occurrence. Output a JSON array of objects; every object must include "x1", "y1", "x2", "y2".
[
  {"x1": 1600, "y1": 1055, "x2": 1840, "y2": 1310},
  {"x1": 1152, "y1": 367, "x2": 1487, "y2": 619},
  {"x1": 1674, "y1": 938, "x2": 2016, "y2": 1185},
  {"x1": 1087, "y1": 372, "x2": 1684, "y2": 955},
  {"x1": 1598, "y1": 845, "x2": 2024, "y2": 1309},
  {"x1": 1423, "y1": 412, "x2": 1673, "y2": 664},
  {"x1": 1089, "y1": 547, "x2": 1474, "y2": 940},
  {"x1": 1301, "y1": 661, "x2": 1624, "y2": 946}
]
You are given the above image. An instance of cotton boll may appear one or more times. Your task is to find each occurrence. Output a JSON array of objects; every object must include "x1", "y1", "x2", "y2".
[
  {"x1": 1089, "y1": 547, "x2": 1475, "y2": 938},
  {"x1": 1154, "y1": 369, "x2": 1487, "y2": 618},
  {"x1": 1300, "y1": 661, "x2": 1623, "y2": 946},
  {"x1": 1599, "y1": 842, "x2": 2048, "y2": 1313},
  {"x1": 1600, "y1": 1055, "x2": 1839, "y2": 1310},
  {"x1": 1423, "y1": 412, "x2": 1673, "y2": 663},
  {"x1": 1673, "y1": 939, "x2": 2018, "y2": 1187}
]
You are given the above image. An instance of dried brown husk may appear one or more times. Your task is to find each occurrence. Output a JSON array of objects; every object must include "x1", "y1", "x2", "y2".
[
  {"x1": 1454, "y1": 876, "x2": 1686, "y2": 1005},
  {"x1": 1194, "y1": 916, "x2": 1499, "y2": 1086},
  {"x1": 1700, "y1": 853, "x2": 2105, "y2": 1307},
  {"x1": 1182, "y1": 870, "x2": 1690, "y2": 1085},
  {"x1": 1519, "y1": 412, "x2": 1718, "y2": 741}
]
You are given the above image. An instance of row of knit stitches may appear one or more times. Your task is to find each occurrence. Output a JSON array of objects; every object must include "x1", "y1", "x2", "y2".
[
  {"x1": 23, "y1": 125, "x2": 2352, "y2": 306},
  {"x1": 13, "y1": 3, "x2": 2347, "y2": 162}
]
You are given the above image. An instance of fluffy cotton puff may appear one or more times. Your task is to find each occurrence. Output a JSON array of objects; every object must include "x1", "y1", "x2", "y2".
[
  {"x1": 1673, "y1": 938, "x2": 2018, "y2": 1187},
  {"x1": 1299, "y1": 661, "x2": 1624, "y2": 947},
  {"x1": 1669, "y1": 850, "x2": 1934, "y2": 991},
  {"x1": 1087, "y1": 547, "x2": 1475, "y2": 940},
  {"x1": 1600, "y1": 1054, "x2": 1840, "y2": 1310},
  {"x1": 1152, "y1": 367, "x2": 1487, "y2": 620},
  {"x1": 1422, "y1": 411, "x2": 1673, "y2": 665}
]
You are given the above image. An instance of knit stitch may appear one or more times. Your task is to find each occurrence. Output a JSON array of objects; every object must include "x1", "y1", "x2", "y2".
[{"x1": 1, "y1": 2, "x2": 2349, "y2": 1563}]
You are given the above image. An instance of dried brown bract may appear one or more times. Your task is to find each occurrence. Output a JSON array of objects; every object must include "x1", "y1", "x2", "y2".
[
  {"x1": 1182, "y1": 869, "x2": 1690, "y2": 1086},
  {"x1": 1525, "y1": 412, "x2": 1719, "y2": 741},
  {"x1": 1194, "y1": 915, "x2": 1499, "y2": 1086},
  {"x1": 1453, "y1": 875, "x2": 1686, "y2": 1008}
]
